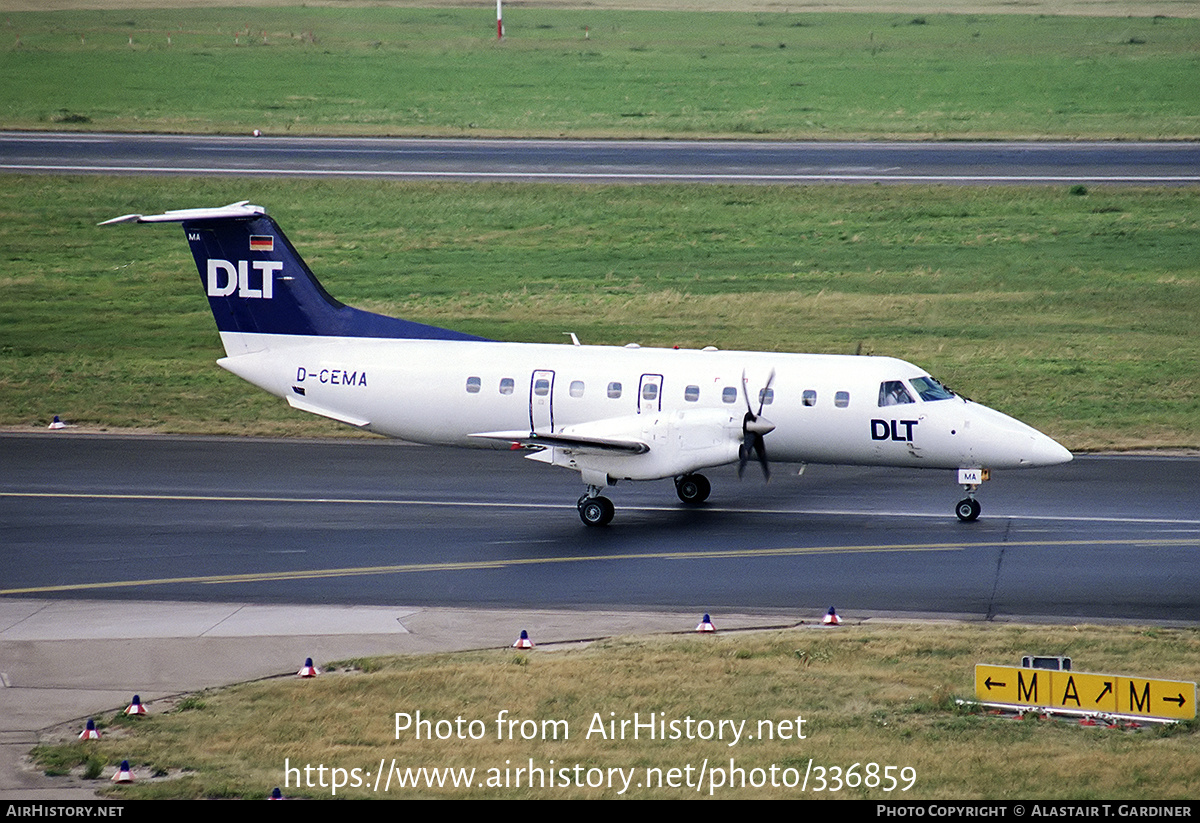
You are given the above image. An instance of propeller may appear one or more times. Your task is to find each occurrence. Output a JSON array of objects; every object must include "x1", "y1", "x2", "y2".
[{"x1": 738, "y1": 368, "x2": 776, "y2": 481}]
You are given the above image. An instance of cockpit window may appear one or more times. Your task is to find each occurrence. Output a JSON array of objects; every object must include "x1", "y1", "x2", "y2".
[
  {"x1": 910, "y1": 376, "x2": 956, "y2": 402},
  {"x1": 878, "y1": 380, "x2": 914, "y2": 407}
]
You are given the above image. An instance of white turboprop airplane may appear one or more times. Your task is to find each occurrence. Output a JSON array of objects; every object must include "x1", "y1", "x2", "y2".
[{"x1": 103, "y1": 201, "x2": 1072, "y2": 526}]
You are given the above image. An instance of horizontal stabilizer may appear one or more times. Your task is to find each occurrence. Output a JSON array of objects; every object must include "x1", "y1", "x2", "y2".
[
  {"x1": 99, "y1": 201, "x2": 265, "y2": 225},
  {"x1": 470, "y1": 430, "x2": 650, "y2": 454}
]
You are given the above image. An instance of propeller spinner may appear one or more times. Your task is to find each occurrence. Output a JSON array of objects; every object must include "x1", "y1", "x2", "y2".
[{"x1": 738, "y1": 368, "x2": 776, "y2": 480}]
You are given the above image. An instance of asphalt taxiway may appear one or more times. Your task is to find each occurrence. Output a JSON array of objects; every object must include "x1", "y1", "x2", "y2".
[
  {"x1": 3, "y1": 428, "x2": 1197, "y2": 797},
  {"x1": 3, "y1": 132, "x2": 1199, "y2": 184},
  {"x1": 4, "y1": 432, "x2": 1197, "y2": 621}
]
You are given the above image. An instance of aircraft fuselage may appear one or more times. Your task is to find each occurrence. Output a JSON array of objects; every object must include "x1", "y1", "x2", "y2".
[{"x1": 218, "y1": 332, "x2": 1070, "y2": 480}]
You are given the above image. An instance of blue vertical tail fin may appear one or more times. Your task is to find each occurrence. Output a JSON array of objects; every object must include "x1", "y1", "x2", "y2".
[{"x1": 102, "y1": 201, "x2": 486, "y2": 342}]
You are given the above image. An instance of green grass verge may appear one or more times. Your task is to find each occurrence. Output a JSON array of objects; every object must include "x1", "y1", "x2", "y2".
[
  {"x1": 32, "y1": 623, "x2": 1200, "y2": 799},
  {"x1": 2, "y1": 6, "x2": 1198, "y2": 139},
  {"x1": 2, "y1": 175, "x2": 1198, "y2": 450}
]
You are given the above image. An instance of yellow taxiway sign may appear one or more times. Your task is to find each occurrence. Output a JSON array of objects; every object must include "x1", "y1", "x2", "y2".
[{"x1": 975, "y1": 664, "x2": 1195, "y2": 721}]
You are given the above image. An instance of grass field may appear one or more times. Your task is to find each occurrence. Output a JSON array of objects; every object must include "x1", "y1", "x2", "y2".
[
  {"x1": 31, "y1": 623, "x2": 1200, "y2": 799},
  {"x1": 2, "y1": 176, "x2": 1197, "y2": 450},
  {"x1": 3, "y1": 0, "x2": 1196, "y2": 14},
  {"x1": 1, "y1": 5, "x2": 1197, "y2": 139},
  {"x1": 2, "y1": 3, "x2": 1197, "y2": 447},
  {"x1": 2, "y1": 175, "x2": 1200, "y2": 451}
]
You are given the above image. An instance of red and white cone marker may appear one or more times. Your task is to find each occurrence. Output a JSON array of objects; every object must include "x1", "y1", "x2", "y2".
[
  {"x1": 112, "y1": 760, "x2": 135, "y2": 783},
  {"x1": 695, "y1": 613, "x2": 716, "y2": 633},
  {"x1": 298, "y1": 657, "x2": 319, "y2": 678},
  {"x1": 513, "y1": 630, "x2": 534, "y2": 649},
  {"x1": 79, "y1": 718, "x2": 101, "y2": 740},
  {"x1": 821, "y1": 607, "x2": 841, "y2": 626},
  {"x1": 124, "y1": 694, "x2": 147, "y2": 716}
]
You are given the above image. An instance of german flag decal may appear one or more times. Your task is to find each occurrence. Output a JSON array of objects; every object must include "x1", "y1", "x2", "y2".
[{"x1": 249, "y1": 235, "x2": 274, "y2": 252}]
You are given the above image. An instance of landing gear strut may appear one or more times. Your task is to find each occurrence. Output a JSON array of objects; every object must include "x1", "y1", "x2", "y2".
[
  {"x1": 578, "y1": 486, "x2": 615, "y2": 527},
  {"x1": 674, "y1": 473, "x2": 711, "y2": 505}
]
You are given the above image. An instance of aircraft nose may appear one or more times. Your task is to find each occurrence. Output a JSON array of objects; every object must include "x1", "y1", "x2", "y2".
[
  {"x1": 1021, "y1": 430, "x2": 1073, "y2": 467},
  {"x1": 964, "y1": 402, "x2": 1072, "y2": 468}
]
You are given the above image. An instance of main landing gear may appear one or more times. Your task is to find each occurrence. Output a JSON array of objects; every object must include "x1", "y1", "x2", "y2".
[
  {"x1": 578, "y1": 488, "x2": 615, "y2": 527},
  {"x1": 578, "y1": 473, "x2": 713, "y2": 526},
  {"x1": 674, "y1": 473, "x2": 711, "y2": 505}
]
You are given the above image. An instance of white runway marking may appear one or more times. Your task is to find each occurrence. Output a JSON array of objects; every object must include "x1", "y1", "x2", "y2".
[
  {"x1": 5, "y1": 490, "x2": 1200, "y2": 526},
  {"x1": 4, "y1": 162, "x2": 1198, "y2": 184}
]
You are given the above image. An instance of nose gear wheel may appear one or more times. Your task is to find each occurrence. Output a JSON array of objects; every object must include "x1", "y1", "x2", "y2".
[{"x1": 955, "y1": 497, "x2": 981, "y2": 522}]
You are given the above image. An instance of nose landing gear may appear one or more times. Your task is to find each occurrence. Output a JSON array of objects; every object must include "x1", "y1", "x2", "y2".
[
  {"x1": 955, "y1": 496, "x2": 982, "y2": 522},
  {"x1": 955, "y1": 467, "x2": 988, "y2": 522}
]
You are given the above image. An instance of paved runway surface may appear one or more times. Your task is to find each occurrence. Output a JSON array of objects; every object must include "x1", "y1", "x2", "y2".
[
  {"x1": 4, "y1": 132, "x2": 1199, "y2": 183},
  {"x1": 4, "y1": 432, "x2": 1197, "y2": 623}
]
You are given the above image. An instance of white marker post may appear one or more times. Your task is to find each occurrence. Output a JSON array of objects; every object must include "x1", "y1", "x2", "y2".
[{"x1": 497, "y1": 0, "x2": 503, "y2": 40}]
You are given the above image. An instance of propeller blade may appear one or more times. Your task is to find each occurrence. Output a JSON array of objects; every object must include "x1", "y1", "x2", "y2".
[
  {"x1": 738, "y1": 367, "x2": 775, "y2": 482},
  {"x1": 753, "y1": 432, "x2": 770, "y2": 481},
  {"x1": 737, "y1": 431, "x2": 771, "y2": 481},
  {"x1": 756, "y1": 368, "x2": 776, "y2": 417}
]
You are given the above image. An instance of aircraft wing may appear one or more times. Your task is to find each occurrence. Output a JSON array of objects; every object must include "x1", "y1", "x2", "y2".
[
  {"x1": 469, "y1": 430, "x2": 650, "y2": 454},
  {"x1": 475, "y1": 409, "x2": 743, "y2": 484}
]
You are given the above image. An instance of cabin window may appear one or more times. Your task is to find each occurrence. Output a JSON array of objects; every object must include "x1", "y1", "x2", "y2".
[
  {"x1": 569, "y1": 380, "x2": 585, "y2": 398},
  {"x1": 684, "y1": 385, "x2": 700, "y2": 402},
  {"x1": 465, "y1": 376, "x2": 481, "y2": 394},
  {"x1": 879, "y1": 380, "x2": 914, "y2": 407},
  {"x1": 607, "y1": 382, "x2": 622, "y2": 399},
  {"x1": 499, "y1": 378, "x2": 514, "y2": 395},
  {"x1": 534, "y1": 378, "x2": 551, "y2": 397},
  {"x1": 835, "y1": 391, "x2": 850, "y2": 408},
  {"x1": 642, "y1": 383, "x2": 658, "y2": 401},
  {"x1": 759, "y1": 387, "x2": 775, "y2": 406},
  {"x1": 722, "y1": 386, "x2": 738, "y2": 404},
  {"x1": 802, "y1": 389, "x2": 817, "y2": 407}
]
